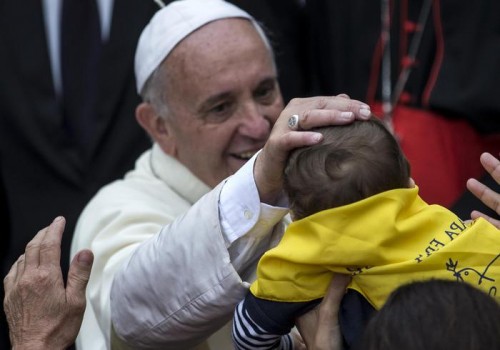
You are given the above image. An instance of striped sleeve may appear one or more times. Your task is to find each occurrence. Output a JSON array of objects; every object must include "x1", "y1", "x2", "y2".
[{"x1": 232, "y1": 300, "x2": 293, "y2": 350}]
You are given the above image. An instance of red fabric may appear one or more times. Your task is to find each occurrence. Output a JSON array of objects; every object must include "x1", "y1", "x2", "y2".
[{"x1": 373, "y1": 103, "x2": 500, "y2": 208}]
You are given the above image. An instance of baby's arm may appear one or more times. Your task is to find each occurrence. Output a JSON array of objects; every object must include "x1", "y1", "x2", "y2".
[
  {"x1": 232, "y1": 292, "x2": 320, "y2": 350},
  {"x1": 232, "y1": 295, "x2": 294, "y2": 350}
]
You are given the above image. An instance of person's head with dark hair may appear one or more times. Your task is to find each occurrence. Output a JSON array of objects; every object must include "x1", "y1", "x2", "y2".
[
  {"x1": 357, "y1": 279, "x2": 500, "y2": 350},
  {"x1": 284, "y1": 116, "x2": 411, "y2": 219}
]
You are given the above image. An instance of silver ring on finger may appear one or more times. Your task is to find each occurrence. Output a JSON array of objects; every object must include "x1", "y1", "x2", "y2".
[{"x1": 288, "y1": 114, "x2": 300, "y2": 130}]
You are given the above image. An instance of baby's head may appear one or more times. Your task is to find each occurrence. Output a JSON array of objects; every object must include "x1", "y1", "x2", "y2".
[{"x1": 284, "y1": 117, "x2": 411, "y2": 220}]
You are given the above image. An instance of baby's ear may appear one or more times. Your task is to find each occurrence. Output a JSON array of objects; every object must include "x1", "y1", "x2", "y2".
[{"x1": 408, "y1": 177, "x2": 416, "y2": 188}]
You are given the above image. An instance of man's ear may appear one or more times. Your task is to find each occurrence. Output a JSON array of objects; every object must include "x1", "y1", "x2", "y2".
[
  {"x1": 135, "y1": 102, "x2": 176, "y2": 155},
  {"x1": 136, "y1": 102, "x2": 166, "y2": 138}
]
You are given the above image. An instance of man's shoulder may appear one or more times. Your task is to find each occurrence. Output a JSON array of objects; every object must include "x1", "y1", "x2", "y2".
[
  {"x1": 75, "y1": 171, "x2": 184, "y2": 232},
  {"x1": 86, "y1": 146, "x2": 174, "y2": 208},
  {"x1": 70, "y1": 160, "x2": 184, "y2": 252}
]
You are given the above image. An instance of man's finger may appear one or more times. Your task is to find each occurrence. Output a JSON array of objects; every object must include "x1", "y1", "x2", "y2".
[
  {"x1": 39, "y1": 217, "x2": 65, "y2": 268},
  {"x1": 292, "y1": 109, "x2": 356, "y2": 131},
  {"x1": 320, "y1": 274, "x2": 352, "y2": 315},
  {"x1": 466, "y1": 179, "x2": 500, "y2": 214},
  {"x1": 66, "y1": 250, "x2": 93, "y2": 306},
  {"x1": 321, "y1": 96, "x2": 371, "y2": 120},
  {"x1": 471, "y1": 210, "x2": 500, "y2": 230},
  {"x1": 3, "y1": 256, "x2": 20, "y2": 292},
  {"x1": 24, "y1": 225, "x2": 50, "y2": 268},
  {"x1": 336, "y1": 93, "x2": 350, "y2": 99},
  {"x1": 15, "y1": 254, "x2": 26, "y2": 284},
  {"x1": 325, "y1": 274, "x2": 351, "y2": 298},
  {"x1": 480, "y1": 152, "x2": 500, "y2": 184}
]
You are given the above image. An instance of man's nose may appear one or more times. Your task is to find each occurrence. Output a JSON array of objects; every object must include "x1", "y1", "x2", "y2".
[{"x1": 238, "y1": 103, "x2": 271, "y2": 140}]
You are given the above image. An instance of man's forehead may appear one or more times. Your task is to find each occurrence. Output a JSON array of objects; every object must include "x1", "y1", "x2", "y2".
[
  {"x1": 134, "y1": 0, "x2": 256, "y2": 94},
  {"x1": 171, "y1": 18, "x2": 259, "y2": 56},
  {"x1": 162, "y1": 19, "x2": 277, "y2": 115},
  {"x1": 165, "y1": 17, "x2": 274, "y2": 86}
]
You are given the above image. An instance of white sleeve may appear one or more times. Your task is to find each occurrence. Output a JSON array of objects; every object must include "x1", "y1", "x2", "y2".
[
  {"x1": 219, "y1": 153, "x2": 289, "y2": 273},
  {"x1": 111, "y1": 161, "x2": 288, "y2": 349},
  {"x1": 219, "y1": 152, "x2": 288, "y2": 245}
]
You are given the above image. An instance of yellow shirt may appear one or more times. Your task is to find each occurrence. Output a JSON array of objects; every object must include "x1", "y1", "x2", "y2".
[{"x1": 251, "y1": 187, "x2": 500, "y2": 309}]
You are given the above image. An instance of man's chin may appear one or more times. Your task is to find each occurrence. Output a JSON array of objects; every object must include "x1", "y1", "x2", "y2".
[
  {"x1": 229, "y1": 156, "x2": 251, "y2": 171},
  {"x1": 212, "y1": 159, "x2": 247, "y2": 183}
]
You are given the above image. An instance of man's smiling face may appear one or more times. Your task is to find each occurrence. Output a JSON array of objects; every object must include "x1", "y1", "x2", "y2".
[{"x1": 160, "y1": 18, "x2": 283, "y2": 187}]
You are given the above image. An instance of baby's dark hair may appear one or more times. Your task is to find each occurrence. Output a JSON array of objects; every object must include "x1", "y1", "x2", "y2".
[{"x1": 284, "y1": 117, "x2": 410, "y2": 220}]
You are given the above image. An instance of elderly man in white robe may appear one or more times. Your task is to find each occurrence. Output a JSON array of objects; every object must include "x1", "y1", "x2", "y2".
[{"x1": 70, "y1": 0, "x2": 372, "y2": 349}]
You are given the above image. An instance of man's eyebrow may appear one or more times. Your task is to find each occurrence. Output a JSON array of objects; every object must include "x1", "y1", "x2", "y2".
[
  {"x1": 198, "y1": 92, "x2": 233, "y2": 111},
  {"x1": 256, "y1": 77, "x2": 277, "y2": 87}
]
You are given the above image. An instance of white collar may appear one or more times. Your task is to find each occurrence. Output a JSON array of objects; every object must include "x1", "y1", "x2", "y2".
[{"x1": 149, "y1": 143, "x2": 211, "y2": 204}]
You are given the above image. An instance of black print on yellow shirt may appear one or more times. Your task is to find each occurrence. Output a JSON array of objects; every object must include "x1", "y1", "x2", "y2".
[{"x1": 446, "y1": 254, "x2": 500, "y2": 297}]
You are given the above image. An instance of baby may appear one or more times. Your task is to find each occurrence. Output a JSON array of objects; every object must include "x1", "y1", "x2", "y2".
[{"x1": 232, "y1": 117, "x2": 500, "y2": 349}]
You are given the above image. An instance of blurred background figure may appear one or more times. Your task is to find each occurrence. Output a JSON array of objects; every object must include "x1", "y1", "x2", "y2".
[
  {"x1": 0, "y1": 0, "x2": 157, "y2": 347},
  {"x1": 357, "y1": 279, "x2": 500, "y2": 350},
  {"x1": 303, "y1": 0, "x2": 500, "y2": 213},
  {"x1": 0, "y1": 0, "x2": 306, "y2": 348},
  {"x1": 232, "y1": 0, "x2": 309, "y2": 101}
]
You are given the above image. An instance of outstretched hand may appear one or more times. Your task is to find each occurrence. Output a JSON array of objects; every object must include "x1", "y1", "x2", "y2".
[
  {"x1": 466, "y1": 152, "x2": 500, "y2": 229},
  {"x1": 3, "y1": 217, "x2": 93, "y2": 350},
  {"x1": 295, "y1": 274, "x2": 351, "y2": 350},
  {"x1": 254, "y1": 94, "x2": 371, "y2": 204}
]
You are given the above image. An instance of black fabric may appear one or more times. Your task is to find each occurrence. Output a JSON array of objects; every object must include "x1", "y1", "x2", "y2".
[
  {"x1": 428, "y1": 0, "x2": 500, "y2": 134},
  {"x1": 339, "y1": 289, "x2": 376, "y2": 350},
  {"x1": 304, "y1": 0, "x2": 500, "y2": 134},
  {"x1": 245, "y1": 293, "x2": 320, "y2": 335},
  {"x1": 0, "y1": 1, "x2": 158, "y2": 348},
  {"x1": 61, "y1": 0, "x2": 103, "y2": 149},
  {"x1": 0, "y1": 157, "x2": 9, "y2": 350},
  {"x1": 230, "y1": 0, "x2": 309, "y2": 103},
  {"x1": 304, "y1": 1, "x2": 381, "y2": 99}
]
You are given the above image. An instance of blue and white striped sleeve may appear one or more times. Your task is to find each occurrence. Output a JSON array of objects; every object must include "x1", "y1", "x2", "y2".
[{"x1": 232, "y1": 300, "x2": 293, "y2": 350}]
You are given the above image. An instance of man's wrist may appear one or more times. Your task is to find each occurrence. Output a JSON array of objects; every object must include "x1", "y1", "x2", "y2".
[
  {"x1": 253, "y1": 153, "x2": 282, "y2": 205},
  {"x1": 12, "y1": 339, "x2": 66, "y2": 350}
]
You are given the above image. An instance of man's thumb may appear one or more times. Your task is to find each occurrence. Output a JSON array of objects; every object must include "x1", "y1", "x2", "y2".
[{"x1": 67, "y1": 250, "x2": 94, "y2": 302}]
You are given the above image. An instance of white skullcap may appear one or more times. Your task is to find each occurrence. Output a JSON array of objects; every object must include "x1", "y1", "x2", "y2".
[{"x1": 135, "y1": 0, "x2": 256, "y2": 94}]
